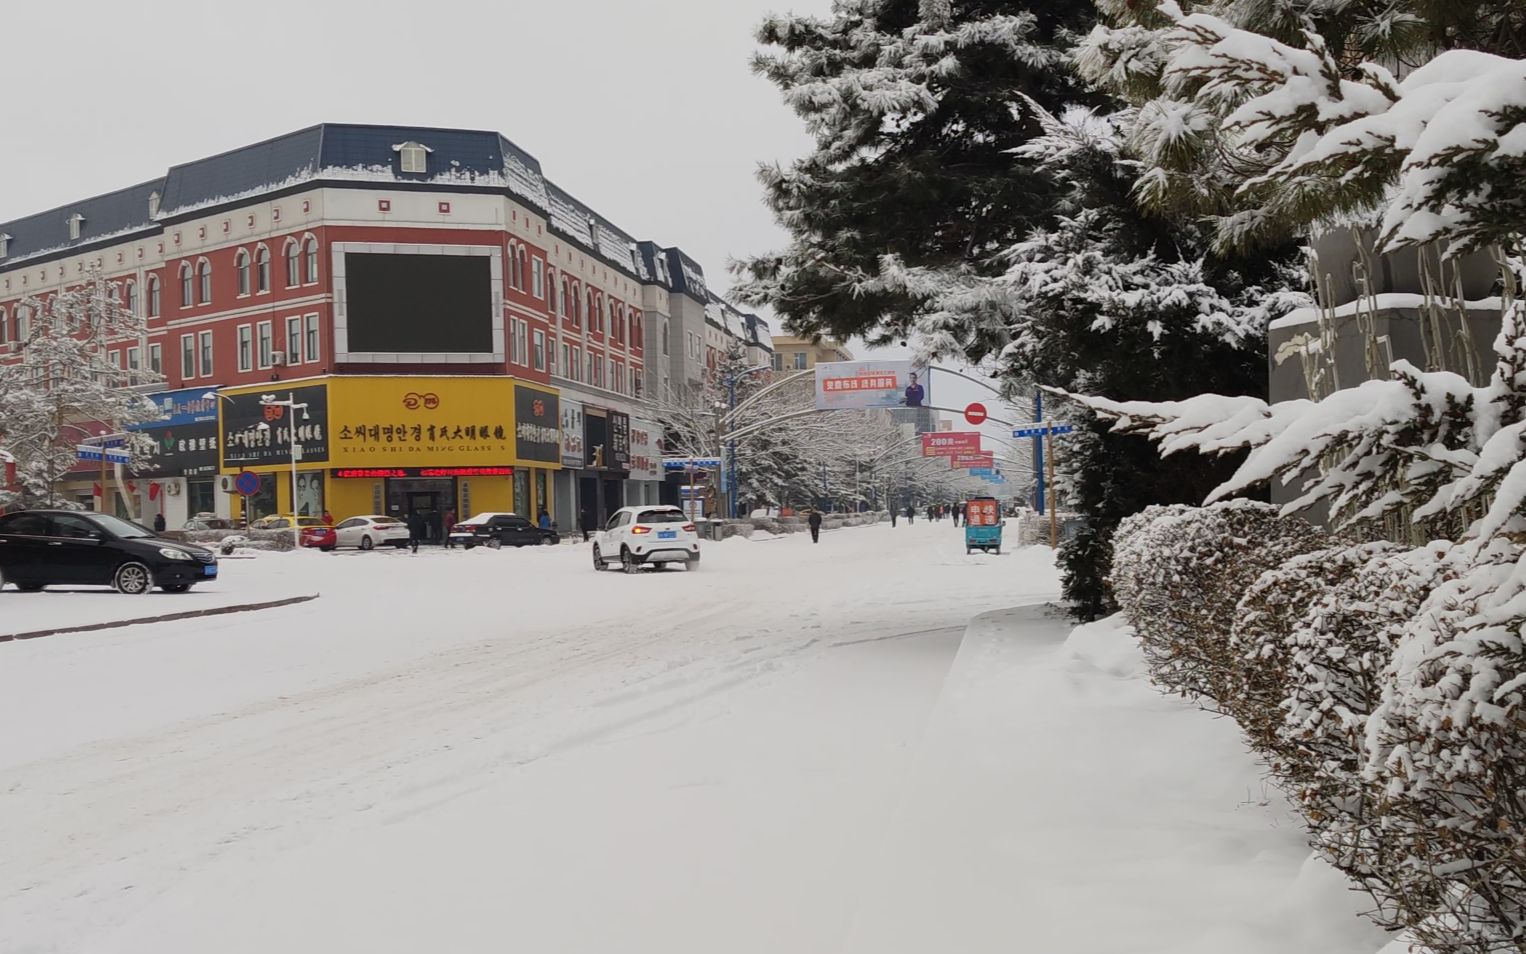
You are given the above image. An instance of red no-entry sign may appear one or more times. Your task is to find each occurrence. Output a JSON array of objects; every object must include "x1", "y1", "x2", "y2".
[{"x1": 964, "y1": 402, "x2": 988, "y2": 426}]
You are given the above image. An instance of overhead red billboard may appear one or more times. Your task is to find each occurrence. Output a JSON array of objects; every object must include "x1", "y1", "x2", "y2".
[
  {"x1": 921, "y1": 432, "x2": 982, "y2": 457},
  {"x1": 952, "y1": 452, "x2": 995, "y2": 470}
]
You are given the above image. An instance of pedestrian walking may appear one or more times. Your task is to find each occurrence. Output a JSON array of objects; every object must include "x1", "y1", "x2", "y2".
[
  {"x1": 538, "y1": 509, "x2": 552, "y2": 531},
  {"x1": 406, "y1": 510, "x2": 426, "y2": 553},
  {"x1": 152, "y1": 512, "x2": 166, "y2": 533},
  {"x1": 890, "y1": 507, "x2": 898, "y2": 527},
  {"x1": 579, "y1": 511, "x2": 593, "y2": 543},
  {"x1": 906, "y1": 505, "x2": 915, "y2": 525},
  {"x1": 807, "y1": 508, "x2": 822, "y2": 543},
  {"x1": 442, "y1": 509, "x2": 457, "y2": 548}
]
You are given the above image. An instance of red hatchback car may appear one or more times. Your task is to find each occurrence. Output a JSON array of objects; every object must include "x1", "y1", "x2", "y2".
[{"x1": 299, "y1": 524, "x2": 337, "y2": 552}]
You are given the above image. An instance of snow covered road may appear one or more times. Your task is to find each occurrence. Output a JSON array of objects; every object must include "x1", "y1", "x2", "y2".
[
  {"x1": 1, "y1": 521, "x2": 1051, "y2": 952},
  {"x1": 0, "y1": 522, "x2": 1386, "y2": 952}
]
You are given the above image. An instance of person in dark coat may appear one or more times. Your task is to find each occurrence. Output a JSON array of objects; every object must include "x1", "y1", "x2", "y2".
[
  {"x1": 406, "y1": 510, "x2": 427, "y2": 553},
  {"x1": 890, "y1": 506, "x2": 897, "y2": 527},
  {"x1": 807, "y1": 509, "x2": 822, "y2": 543},
  {"x1": 579, "y1": 510, "x2": 593, "y2": 543},
  {"x1": 152, "y1": 512, "x2": 166, "y2": 533},
  {"x1": 442, "y1": 509, "x2": 458, "y2": 548},
  {"x1": 905, "y1": 505, "x2": 915, "y2": 524}
]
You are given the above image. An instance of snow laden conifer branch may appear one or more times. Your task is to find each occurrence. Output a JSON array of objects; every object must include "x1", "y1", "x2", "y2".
[{"x1": 1079, "y1": 1, "x2": 1526, "y2": 254}]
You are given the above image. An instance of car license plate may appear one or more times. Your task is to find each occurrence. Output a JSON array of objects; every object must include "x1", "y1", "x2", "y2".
[
  {"x1": 658, "y1": 530, "x2": 677, "y2": 539},
  {"x1": 203, "y1": 565, "x2": 218, "y2": 577}
]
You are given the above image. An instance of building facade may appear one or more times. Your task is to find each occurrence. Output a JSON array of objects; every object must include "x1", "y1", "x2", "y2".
[
  {"x1": 770, "y1": 334, "x2": 853, "y2": 371},
  {"x1": 0, "y1": 123, "x2": 760, "y2": 532}
]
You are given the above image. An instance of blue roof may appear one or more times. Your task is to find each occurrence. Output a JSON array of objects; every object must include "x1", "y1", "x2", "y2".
[
  {"x1": 0, "y1": 123, "x2": 644, "y2": 277},
  {"x1": 0, "y1": 179, "x2": 163, "y2": 263}
]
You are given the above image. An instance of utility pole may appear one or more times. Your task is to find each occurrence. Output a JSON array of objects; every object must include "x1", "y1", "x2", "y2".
[
  {"x1": 1033, "y1": 390, "x2": 1045, "y2": 514},
  {"x1": 1047, "y1": 427, "x2": 1057, "y2": 548}
]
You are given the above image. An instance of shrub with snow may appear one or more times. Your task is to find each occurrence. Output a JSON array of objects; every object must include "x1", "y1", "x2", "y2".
[{"x1": 1110, "y1": 500, "x2": 1329, "y2": 702}]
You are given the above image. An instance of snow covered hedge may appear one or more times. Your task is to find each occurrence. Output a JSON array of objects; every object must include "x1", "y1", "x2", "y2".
[
  {"x1": 1110, "y1": 500, "x2": 1328, "y2": 702},
  {"x1": 1115, "y1": 502, "x2": 1526, "y2": 952}
]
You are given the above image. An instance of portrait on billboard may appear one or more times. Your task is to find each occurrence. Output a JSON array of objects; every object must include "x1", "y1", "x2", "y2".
[{"x1": 813, "y1": 360, "x2": 931, "y2": 411}]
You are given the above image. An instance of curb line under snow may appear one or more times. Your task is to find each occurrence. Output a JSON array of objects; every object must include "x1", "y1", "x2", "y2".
[{"x1": 0, "y1": 594, "x2": 321, "y2": 643}]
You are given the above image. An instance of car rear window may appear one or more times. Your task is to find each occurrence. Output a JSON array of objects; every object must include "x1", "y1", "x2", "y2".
[{"x1": 637, "y1": 510, "x2": 687, "y2": 524}]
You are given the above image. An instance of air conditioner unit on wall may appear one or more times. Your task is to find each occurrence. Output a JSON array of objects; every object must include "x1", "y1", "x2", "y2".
[
  {"x1": 271, "y1": 351, "x2": 287, "y2": 366},
  {"x1": 220, "y1": 476, "x2": 233, "y2": 492}
]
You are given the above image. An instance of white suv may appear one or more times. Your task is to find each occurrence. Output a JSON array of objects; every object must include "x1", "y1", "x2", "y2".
[{"x1": 592, "y1": 506, "x2": 701, "y2": 573}]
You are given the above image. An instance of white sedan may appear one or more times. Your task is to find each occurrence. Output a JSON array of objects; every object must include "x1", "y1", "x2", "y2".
[
  {"x1": 592, "y1": 506, "x2": 701, "y2": 572},
  {"x1": 332, "y1": 515, "x2": 410, "y2": 550}
]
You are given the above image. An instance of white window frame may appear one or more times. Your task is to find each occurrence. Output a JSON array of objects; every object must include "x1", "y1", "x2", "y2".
[
  {"x1": 662, "y1": 319, "x2": 670, "y2": 356},
  {"x1": 531, "y1": 258, "x2": 544, "y2": 299},
  {"x1": 180, "y1": 334, "x2": 195, "y2": 379},
  {"x1": 126, "y1": 346, "x2": 141, "y2": 371},
  {"x1": 125, "y1": 280, "x2": 138, "y2": 316},
  {"x1": 197, "y1": 258, "x2": 212, "y2": 305},
  {"x1": 398, "y1": 141, "x2": 429, "y2": 174},
  {"x1": 304, "y1": 237, "x2": 319, "y2": 285},
  {"x1": 532, "y1": 329, "x2": 546, "y2": 371},
  {"x1": 149, "y1": 343, "x2": 162, "y2": 375},
  {"x1": 304, "y1": 314, "x2": 320, "y2": 364},
  {"x1": 561, "y1": 342, "x2": 571, "y2": 379},
  {"x1": 238, "y1": 324, "x2": 253, "y2": 372},
  {"x1": 571, "y1": 346, "x2": 582, "y2": 382},
  {"x1": 286, "y1": 316, "x2": 302, "y2": 364},
  {"x1": 285, "y1": 241, "x2": 300, "y2": 287},
  {"x1": 257, "y1": 320, "x2": 273, "y2": 369},
  {"x1": 147, "y1": 275, "x2": 160, "y2": 316},
  {"x1": 235, "y1": 249, "x2": 251, "y2": 297},
  {"x1": 0, "y1": 307, "x2": 8, "y2": 346},
  {"x1": 198, "y1": 330, "x2": 214, "y2": 378},
  {"x1": 255, "y1": 245, "x2": 270, "y2": 293},
  {"x1": 179, "y1": 264, "x2": 193, "y2": 308},
  {"x1": 510, "y1": 318, "x2": 529, "y2": 366},
  {"x1": 108, "y1": 348, "x2": 120, "y2": 368}
]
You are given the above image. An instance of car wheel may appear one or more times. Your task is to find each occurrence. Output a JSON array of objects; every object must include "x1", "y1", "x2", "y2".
[
  {"x1": 17, "y1": 582, "x2": 45, "y2": 592},
  {"x1": 686, "y1": 554, "x2": 701, "y2": 571},
  {"x1": 321, "y1": 545, "x2": 335, "y2": 552},
  {"x1": 160, "y1": 583, "x2": 192, "y2": 593},
  {"x1": 539, "y1": 536, "x2": 553, "y2": 546},
  {"x1": 113, "y1": 561, "x2": 153, "y2": 595},
  {"x1": 463, "y1": 541, "x2": 476, "y2": 550},
  {"x1": 487, "y1": 538, "x2": 503, "y2": 550},
  {"x1": 360, "y1": 535, "x2": 375, "y2": 551},
  {"x1": 620, "y1": 547, "x2": 639, "y2": 575},
  {"x1": 592, "y1": 544, "x2": 607, "y2": 571}
]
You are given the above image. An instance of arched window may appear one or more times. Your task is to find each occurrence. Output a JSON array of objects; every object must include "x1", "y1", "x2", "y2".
[
  {"x1": 285, "y1": 240, "x2": 300, "y2": 287},
  {"x1": 560, "y1": 277, "x2": 570, "y2": 317},
  {"x1": 0, "y1": 307, "x2": 8, "y2": 346},
  {"x1": 304, "y1": 237, "x2": 318, "y2": 284},
  {"x1": 631, "y1": 312, "x2": 642, "y2": 346},
  {"x1": 508, "y1": 243, "x2": 520, "y2": 291},
  {"x1": 518, "y1": 248, "x2": 529, "y2": 292},
  {"x1": 661, "y1": 318, "x2": 670, "y2": 356},
  {"x1": 571, "y1": 283, "x2": 581, "y2": 325},
  {"x1": 255, "y1": 246, "x2": 270, "y2": 293},
  {"x1": 235, "y1": 249, "x2": 251, "y2": 296},
  {"x1": 147, "y1": 275, "x2": 160, "y2": 316},
  {"x1": 125, "y1": 280, "x2": 139, "y2": 315},
  {"x1": 16, "y1": 304, "x2": 29, "y2": 341},
  {"x1": 547, "y1": 270, "x2": 558, "y2": 314},
  {"x1": 179, "y1": 263, "x2": 193, "y2": 308},
  {"x1": 583, "y1": 288, "x2": 593, "y2": 328},
  {"x1": 197, "y1": 259, "x2": 212, "y2": 304}
]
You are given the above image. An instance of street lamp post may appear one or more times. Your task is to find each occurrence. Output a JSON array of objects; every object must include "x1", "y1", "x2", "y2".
[
  {"x1": 255, "y1": 392, "x2": 308, "y2": 547},
  {"x1": 725, "y1": 364, "x2": 773, "y2": 519}
]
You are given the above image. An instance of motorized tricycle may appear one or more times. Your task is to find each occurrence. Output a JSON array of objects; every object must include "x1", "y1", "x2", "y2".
[{"x1": 964, "y1": 497, "x2": 1003, "y2": 554}]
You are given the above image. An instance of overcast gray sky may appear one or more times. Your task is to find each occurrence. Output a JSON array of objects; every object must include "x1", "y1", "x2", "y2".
[
  {"x1": 2, "y1": 0, "x2": 830, "y2": 302},
  {"x1": 5, "y1": 0, "x2": 1017, "y2": 456}
]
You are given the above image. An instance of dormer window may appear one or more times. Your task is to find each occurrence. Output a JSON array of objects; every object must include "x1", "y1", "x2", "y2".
[
  {"x1": 67, "y1": 213, "x2": 85, "y2": 241},
  {"x1": 393, "y1": 141, "x2": 432, "y2": 174},
  {"x1": 148, "y1": 191, "x2": 162, "y2": 218},
  {"x1": 0, "y1": 233, "x2": 10, "y2": 259}
]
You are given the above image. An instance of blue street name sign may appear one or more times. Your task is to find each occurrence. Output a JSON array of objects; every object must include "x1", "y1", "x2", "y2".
[
  {"x1": 663, "y1": 458, "x2": 721, "y2": 471},
  {"x1": 1012, "y1": 424, "x2": 1075, "y2": 439},
  {"x1": 76, "y1": 444, "x2": 131, "y2": 464}
]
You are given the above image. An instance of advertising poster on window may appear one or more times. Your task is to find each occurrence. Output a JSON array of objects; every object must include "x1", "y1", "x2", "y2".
[
  {"x1": 920, "y1": 432, "x2": 982, "y2": 457},
  {"x1": 814, "y1": 360, "x2": 929, "y2": 411},
  {"x1": 629, "y1": 419, "x2": 663, "y2": 481},
  {"x1": 608, "y1": 410, "x2": 631, "y2": 468},
  {"x1": 221, "y1": 385, "x2": 330, "y2": 468},
  {"x1": 513, "y1": 384, "x2": 561, "y2": 465},
  {"x1": 561, "y1": 400, "x2": 585, "y2": 469}
]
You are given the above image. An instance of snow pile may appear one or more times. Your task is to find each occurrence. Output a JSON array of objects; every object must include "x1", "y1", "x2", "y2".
[{"x1": 1110, "y1": 505, "x2": 1526, "y2": 952}]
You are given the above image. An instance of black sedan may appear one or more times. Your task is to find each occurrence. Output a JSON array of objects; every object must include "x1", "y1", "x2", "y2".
[
  {"x1": 448, "y1": 512, "x2": 560, "y2": 549},
  {"x1": 0, "y1": 510, "x2": 219, "y2": 594}
]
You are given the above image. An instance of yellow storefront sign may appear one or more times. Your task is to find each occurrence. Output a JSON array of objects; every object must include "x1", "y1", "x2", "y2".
[{"x1": 328, "y1": 376, "x2": 536, "y2": 468}]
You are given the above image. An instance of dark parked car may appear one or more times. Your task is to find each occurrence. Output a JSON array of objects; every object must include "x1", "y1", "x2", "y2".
[
  {"x1": 448, "y1": 512, "x2": 560, "y2": 549},
  {"x1": 0, "y1": 510, "x2": 219, "y2": 594}
]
